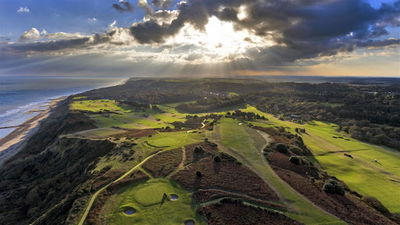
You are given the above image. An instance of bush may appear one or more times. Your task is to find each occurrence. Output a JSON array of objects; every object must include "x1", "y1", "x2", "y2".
[
  {"x1": 194, "y1": 146, "x2": 204, "y2": 154},
  {"x1": 213, "y1": 156, "x2": 221, "y2": 162},
  {"x1": 323, "y1": 182, "x2": 336, "y2": 194},
  {"x1": 275, "y1": 143, "x2": 288, "y2": 154},
  {"x1": 323, "y1": 179, "x2": 345, "y2": 195},
  {"x1": 289, "y1": 156, "x2": 301, "y2": 165},
  {"x1": 363, "y1": 196, "x2": 390, "y2": 215},
  {"x1": 289, "y1": 146, "x2": 304, "y2": 155}
]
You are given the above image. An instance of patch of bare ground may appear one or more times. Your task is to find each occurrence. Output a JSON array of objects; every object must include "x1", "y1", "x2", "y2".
[{"x1": 198, "y1": 199, "x2": 302, "y2": 225}]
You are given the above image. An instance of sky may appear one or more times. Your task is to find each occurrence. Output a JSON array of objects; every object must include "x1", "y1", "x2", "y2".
[{"x1": 0, "y1": 0, "x2": 399, "y2": 77}]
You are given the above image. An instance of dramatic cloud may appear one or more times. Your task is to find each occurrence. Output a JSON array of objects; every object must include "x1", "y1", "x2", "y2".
[
  {"x1": 129, "y1": 0, "x2": 400, "y2": 66},
  {"x1": 112, "y1": 0, "x2": 134, "y2": 13},
  {"x1": 19, "y1": 28, "x2": 41, "y2": 41},
  {"x1": 17, "y1": 7, "x2": 30, "y2": 13},
  {"x1": 2, "y1": 0, "x2": 400, "y2": 76}
]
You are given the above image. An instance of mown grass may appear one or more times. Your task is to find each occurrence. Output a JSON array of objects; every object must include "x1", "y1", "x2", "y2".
[
  {"x1": 243, "y1": 106, "x2": 400, "y2": 213},
  {"x1": 104, "y1": 178, "x2": 205, "y2": 225},
  {"x1": 83, "y1": 103, "x2": 189, "y2": 130},
  {"x1": 93, "y1": 130, "x2": 204, "y2": 172},
  {"x1": 143, "y1": 131, "x2": 203, "y2": 150},
  {"x1": 90, "y1": 111, "x2": 171, "y2": 129},
  {"x1": 70, "y1": 99, "x2": 130, "y2": 113},
  {"x1": 216, "y1": 118, "x2": 345, "y2": 225}
]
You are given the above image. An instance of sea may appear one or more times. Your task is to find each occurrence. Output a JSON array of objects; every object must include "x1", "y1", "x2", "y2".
[{"x1": 0, "y1": 75, "x2": 126, "y2": 139}]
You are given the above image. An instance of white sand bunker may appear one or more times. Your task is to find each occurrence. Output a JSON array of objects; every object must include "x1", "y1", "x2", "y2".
[
  {"x1": 123, "y1": 207, "x2": 137, "y2": 215},
  {"x1": 184, "y1": 219, "x2": 195, "y2": 225},
  {"x1": 170, "y1": 194, "x2": 179, "y2": 201}
]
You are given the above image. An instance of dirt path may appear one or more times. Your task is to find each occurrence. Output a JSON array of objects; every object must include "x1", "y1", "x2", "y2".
[{"x1": 167, "y1": 147, "x2": 186, "y2": 178}]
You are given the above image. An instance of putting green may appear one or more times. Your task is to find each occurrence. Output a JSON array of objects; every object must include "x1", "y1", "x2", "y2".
[{"x1": 106, "y1": 178, "x2": 205, "y2": 225}]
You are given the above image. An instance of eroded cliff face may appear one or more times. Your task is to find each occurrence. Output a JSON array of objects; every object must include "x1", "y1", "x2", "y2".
[{"x1": 0, "y1": 98, "x2": 114, "y2": 225}]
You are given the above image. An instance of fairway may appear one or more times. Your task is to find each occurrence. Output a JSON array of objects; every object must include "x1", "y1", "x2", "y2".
[
  {"x1": 70, "y1": 99, "x2": 130, "y2": 113},
  {"x1": 215, "y1": 118, "x2": 345, "y2": 225},
  {"x1": 243, "y1": 106, "x2": 400, "y2": 213},
  {"x1": 143, "y1": 131, "x2": 204, "y2": 150},
  {"x1": 104, "y1": 178, "x2": 205, "y2": 225}
]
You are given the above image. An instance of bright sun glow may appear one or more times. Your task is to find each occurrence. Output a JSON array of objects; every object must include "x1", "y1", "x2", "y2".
[{"x1": 167, "y1": 16, "x2": 273, "y2": 63}]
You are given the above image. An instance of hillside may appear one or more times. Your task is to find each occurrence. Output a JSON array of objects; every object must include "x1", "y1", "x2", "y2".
[{"x1": 0, "y1": 78, "x2": 399, "y2": 225}]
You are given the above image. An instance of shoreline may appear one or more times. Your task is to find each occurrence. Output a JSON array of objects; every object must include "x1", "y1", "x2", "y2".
[
  {"x1": 0, "y1": 78, "x2": 128, "y2": 165},
  {"x1": 0, "y1": 97, "x2": 65, "y2": 154}
]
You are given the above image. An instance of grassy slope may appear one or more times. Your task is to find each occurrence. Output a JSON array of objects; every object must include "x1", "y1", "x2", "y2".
[
  {"x1": 243, "y1": 106, "x2": 400, "y2": 213},
  {"x1": 105, "y1": 178, "x2": 205, "y2": 225},
  {"x1": 143, "y1": 131, "x2": 204, "y2": 150},
  {"x1": 70, "y1": 99, "x2": 130, "y2": 113},
  {"x1": 94, "y1": 131, "x2": 204, "y2": 172},
  {"x1": 215, "y1": 118, "x2": 344, "y2": 225}
]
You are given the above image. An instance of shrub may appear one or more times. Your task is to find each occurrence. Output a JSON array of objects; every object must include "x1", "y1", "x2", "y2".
[
  {"x1": 213, "y1": 156, "x2": 221, "y2": 162},
  {"x1": 194, "y1": 146, "x2": 204, "y2": 154},
  {"x1": 289, "y1": 146, "x2": 304, "y2": 155},
  {"x1": 289, "y1": 156, "x2": 301, "y2": 165},
  {"x1": 323, "y1": 179, "x2": 345, "y2": 195},
  {"x1": 363, "y1": 196, "x2": 390, "y2": 215},
  {"x1": 322, "y1": 182, "x2": 336, "y2": 194},
  {"x1": 275, "y1": 143, "x2": 288, "y2": 154}
]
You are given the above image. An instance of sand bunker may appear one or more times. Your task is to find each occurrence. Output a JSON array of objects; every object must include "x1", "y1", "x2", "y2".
[
  {"x1": 170, "y1": 194, "x2": 179, "y2": 201},
  {"x1": 123, "y1": 207, "x2": 137, "y2": 215},
  {"x1": 184, "y1": 219, "x2": 195, "y2": 225}
]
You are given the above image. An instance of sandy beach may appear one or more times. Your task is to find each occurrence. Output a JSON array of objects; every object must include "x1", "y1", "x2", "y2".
[{"x1": 0, "y1": 97, "x2": 65, "y2": 154}]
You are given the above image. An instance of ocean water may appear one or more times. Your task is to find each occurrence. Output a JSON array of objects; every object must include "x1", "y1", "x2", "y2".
[{"x1": 0, "y1": 75, "x2": 126, "y2": 138}]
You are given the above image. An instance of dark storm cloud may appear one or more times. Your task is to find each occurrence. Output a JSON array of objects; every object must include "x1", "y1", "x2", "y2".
[
  {"x1": 0, "y1": 30, "x2": 125, "y2": 56},
  {"x1": 129, "y1": 0, "x2": 400, "y2": 64},
  {"x1": 1, "y1": 0, "x2": 399, "y2": 71},
  {"x1": 112, "y1": 0, "x2": 134, "y2": 13}
]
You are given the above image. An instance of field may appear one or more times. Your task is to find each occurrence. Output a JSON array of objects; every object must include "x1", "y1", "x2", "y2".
[
  {"x1": 70, "y1": 99, "x2": 131, "y2": 113},
  {"x1": 102, "y1": 178, "x2": 204, "y2": 225},
  {"x1": 70, "y1": 98, "x2": 399, "y2": 224},
  {"x1": 142, "y1": 131, "x2": 203, "y2": 150},
  {"x1": 243, "y1": 106, "x2": 400, "y2": 213},
  {"x1": 213, "y1": 118, "x2": 344, "y2": 225}
]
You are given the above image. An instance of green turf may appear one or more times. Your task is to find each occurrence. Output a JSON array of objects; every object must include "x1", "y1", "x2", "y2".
[
  {"x1": 70, "y1": 99, "x2": 130, "y2": 113},
  {"x1": 143, "y1": 131, "x2": 203, "y2": 150},
  {"x1": 105, "y1": 178, "x2": 205, "y2": 225},
  {"x1": 83, "y1": 103, "x2": 191, "y2": 130},
  {"x1": 243, "y1": 106, "x2": 400, "y2": 213},
  {"x1": 215, "y1": 118, "x2": 345, "y2": 225}
]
